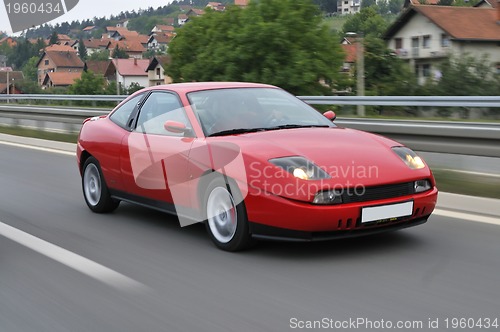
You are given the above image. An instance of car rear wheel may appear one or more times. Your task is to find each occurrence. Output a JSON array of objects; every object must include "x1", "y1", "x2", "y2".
[
  {"x1": 82, "y1": 157, "x2": 119, "y2": 213},
  {"x1": 204, "y1": 176, "x2": 252, "y2": 251}
]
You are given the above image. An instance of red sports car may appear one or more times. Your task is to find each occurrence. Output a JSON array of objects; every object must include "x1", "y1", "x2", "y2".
[{"x1": 77, "y1": 82, "x2": 437, "y2": 251}]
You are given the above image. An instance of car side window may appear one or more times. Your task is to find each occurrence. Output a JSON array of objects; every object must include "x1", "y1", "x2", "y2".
[
  {"x1": 109, "y1": 94, "x2": 144, "y2": 129},
  {"x1": 135, "y1": 92, "x2": 189, "y2": 136}
]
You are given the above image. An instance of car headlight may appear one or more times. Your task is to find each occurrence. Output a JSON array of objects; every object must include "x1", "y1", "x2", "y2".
[
  {"x1": 269, "y1": 156, "x2": 331, "y2": 180},
  {"x1": 392, "y1": 147, "x2": 426, "y2": 169}
]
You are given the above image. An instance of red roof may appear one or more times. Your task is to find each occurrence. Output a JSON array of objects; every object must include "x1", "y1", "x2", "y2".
[
  {"x1": 109, "y1": 39, "x2": 145, "y2": 53},
  {"x1": 415, "y1": 6, "x2": 500, "y2": 40},
  {"x1": 341, "y1": 44, "x2": 358, "y2": 63},
  {"x1": 235, "y1": 0, "x2": 249, "y2": 6},
  {"x1": 44, "y1": 44, "x2": 77, "y2": 52},
  {"x1": 112, "y1": 59, "x2": 149, "y2": 76},
  {"x1": 385, "y1": 6, "x2": 500, "y2": 41},
  {"x1": 40, "y1": 49, "x2": 84, "y2": 68},
  {"x1": 44, "y1": 72, "x2": 82, "y2": 86}
]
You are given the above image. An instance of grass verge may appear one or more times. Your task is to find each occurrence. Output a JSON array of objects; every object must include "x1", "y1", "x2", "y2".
[
  {"x1": 0, "y1": 126, "x2": 78, "y2": 143},
  {"x1": 432, "y1": 169, "x2": 500, "y2": 199}
]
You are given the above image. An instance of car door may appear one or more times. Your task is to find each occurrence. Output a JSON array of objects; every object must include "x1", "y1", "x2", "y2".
[
  {"x1": 100, "y1": 92, "x2": 145, "y2": 191},
  {"x1": 121, "y1": 90, "x2": 195, "y2": 214}
]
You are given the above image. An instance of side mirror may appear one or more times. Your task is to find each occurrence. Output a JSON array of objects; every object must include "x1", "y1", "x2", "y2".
[
  {"x1": 164, "y1": 120, "x2": 190, "y2": 134},
  {"x1": 323, "y1": 110, "x2": 336, "y2": 121}
]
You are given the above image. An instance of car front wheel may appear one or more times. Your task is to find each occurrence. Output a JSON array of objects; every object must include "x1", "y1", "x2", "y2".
[
  {"x1": 204, "y1": 176, "x2": 252, "y2": 251},
  {"x1": 82, "y1": 157, "x2": 119, "y2": 213}
]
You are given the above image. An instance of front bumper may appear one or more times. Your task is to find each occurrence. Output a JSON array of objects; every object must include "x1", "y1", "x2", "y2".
[{"x1": 245, "y1": 187, "x2": 438, "y2": 235}]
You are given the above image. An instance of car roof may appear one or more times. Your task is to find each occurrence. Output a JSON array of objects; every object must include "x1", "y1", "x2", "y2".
[{"x1": 140, "y1": 82, "x2": 278, "y2": 94}]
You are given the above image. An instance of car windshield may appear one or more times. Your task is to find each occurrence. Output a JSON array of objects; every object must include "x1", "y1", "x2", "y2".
[{"x1": 187, "y1": 87, "x2": 335, "y2": 137}]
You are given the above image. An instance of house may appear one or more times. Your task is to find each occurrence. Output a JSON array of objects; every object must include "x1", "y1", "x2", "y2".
[
  {"x1": 109, "y1": 39, "x2": 146, "y2": 59},
  {"x1": 150, "y1": 25, "x2": 175, "y2": 36},
  {"x1": 235, "y1": 0, "x2": 249, "y2": 7},
  {"x1": 80, "y1": 39, "x2": 112, "y2": 55},
  {"x1": 474, "y1": 0, "x2": 498, "y2": 7},
  {"x1": 403, "y1": 0, "x2": 440, "y2": 8},
  {"x1": 42, "y1": 72, "x2": 82, "y2": 88},
  {"x1": 85, "y1": 60, "x2": 116, "y2": 82},
  {"x1": 0, "y1": 70, "x2": 24, "y2": 94},
  {"x1": 178, "y1": 14, "x2": 189, "y2": 26},
  {"x1": 341, "y1": 43, "x2": 358, "y2": 73},
  {"x1": 106, "y1": 27, "x2": 139, "y2": 40},
  {"x1": 384, "y1": 5, "x2": 500, "y2": 84},
  {"x1": 57, "y1": 34, "x2": 73, "y2": 45},
  {"x1": 83, "y1": 25, "x2": 98, "y2": 33},
  {"x1": 111, "y1": 58, "x2": 150, "y2": 89},
  {"x1": 206, "y1": 2, "x2": 225, "y2": 11},
  {"x1": 146, "y1": 56, "x2": 172, "y2": 86},
  {"x1": 187, "y1": 8, "x2": 205, "y2": 17},
  {"x1": 147, "y1": 34, "x2": 174, "y2": 51},
  {"x1": 0, "y1": 36, "x2": 17, "y2": 47},
  {"x1": 116, "y1": 19, "x2": 130, "y2": 28},
  {"x1": 337, "y1": 0, "x2": 361, "y2": 15},
  {"x1": 36, "y1": 45, "x2": 85, "y2": 86}
]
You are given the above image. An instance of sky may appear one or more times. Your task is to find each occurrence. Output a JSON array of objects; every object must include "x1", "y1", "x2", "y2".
[{"x1": 1, "y1": 0, "x2": 174, "y2": 35}]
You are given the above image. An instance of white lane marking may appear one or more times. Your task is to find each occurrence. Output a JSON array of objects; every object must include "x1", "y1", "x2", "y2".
[
  {"x1": 433, "y1": 209, "x2": 500, "y2": 226},
  {"x1": 0, "y1": 221, "x2": 147, "y2": 292},
  {"x1": 0, "y1": 140, "x2": 75, "y2": 156}
]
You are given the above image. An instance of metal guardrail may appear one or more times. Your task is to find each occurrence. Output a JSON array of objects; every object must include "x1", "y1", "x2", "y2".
[{"x1": 0, "y1": 95, "x2": 499, "y2": 157}]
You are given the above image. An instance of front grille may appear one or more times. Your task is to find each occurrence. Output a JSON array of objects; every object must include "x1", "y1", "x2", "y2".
[{"x1": 342, "y1": 182, "x2": 414, "y2": 203}]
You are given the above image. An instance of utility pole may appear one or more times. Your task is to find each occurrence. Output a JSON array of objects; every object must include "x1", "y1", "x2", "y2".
[{"x1": 346, "y1": 32, "x2": 365, "y2": 117}]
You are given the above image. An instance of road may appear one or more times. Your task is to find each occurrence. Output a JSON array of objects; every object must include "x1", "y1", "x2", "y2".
[{"x1": 1, "y1": 142, "x2": 500, "y2": 332}]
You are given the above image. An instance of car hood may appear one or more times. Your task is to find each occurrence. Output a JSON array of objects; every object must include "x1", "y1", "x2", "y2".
[{"x1": 210, "y1": 127, "x2": 432, "y2": 187}]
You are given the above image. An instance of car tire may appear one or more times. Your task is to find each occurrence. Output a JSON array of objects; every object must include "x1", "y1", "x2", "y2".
[
  {"x1": 82, "y1": 157, "x2": 119, "y2": 213},
  {"x1": 203, "y1": 175, "x2": 253, "y2": 251}
]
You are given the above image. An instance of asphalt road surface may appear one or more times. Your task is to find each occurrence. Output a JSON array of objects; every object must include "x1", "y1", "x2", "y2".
[{"x1": 1, "y1": 143, "x2": 499, "y2": 332}]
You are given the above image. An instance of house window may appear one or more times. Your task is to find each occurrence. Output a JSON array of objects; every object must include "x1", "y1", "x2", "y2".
[
  {"x1": 412, "y1": 37, "x2": 419, "y2": 57},
  {"x1": 395, "y1": 38, "x2": 403, "y2": 49},
  {"x1": 423, "y1": 35, "x2": 431, "y2": 48},
  {"x1": 422, "y1": 64, "x2": 431, "y2": 77},
  {"x1": 44, "y1": 60, "x2": 49, "y2": 65},
  {"x1": 156, "y1": 68, "x2": 161, "y2": 77},
  {"x1": 344, "y1": 1, "x2": 348, "y2": 4},
  {"x1": 441, "y1": 34, "x2": 450, "y2": 47}
]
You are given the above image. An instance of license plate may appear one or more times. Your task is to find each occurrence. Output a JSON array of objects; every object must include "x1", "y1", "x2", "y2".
[{"x1": 361, "y1": 201, "x2": 414, "y2": 224}]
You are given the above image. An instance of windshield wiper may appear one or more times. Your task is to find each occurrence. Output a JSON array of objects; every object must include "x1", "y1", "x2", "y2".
[
  {"x1": 208, "y1": 127, "x2": 267, "y2": 137},
  {"x1": 208, "y1": 124, "x2": 331, "y2": 137},
  {"x1": 264, "y1": 124, "x2": 331, "y2": 131}
]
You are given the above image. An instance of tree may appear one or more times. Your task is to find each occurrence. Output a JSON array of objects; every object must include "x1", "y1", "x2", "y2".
[
  {"x1": 125, "y1": 82, "x2": 144, "y2": 95},
  {"x1": 362, "y1": 36, "x2": 418, "y2": 96},
  {"x1": 388, "y1": 0, "x2": 404, "y2": 14},
  {"x1": 21, "y1": 56, "x2": 39, "y2": 82},
  {"x1": 361, "y1": 0, "x2": 378, "y2": 8},
  {"x1": 112, "y1": 45, "x2": 129, "y2": 59},
  {"x1": 166, "y1": 0, "x2": 344, "y2": 95},
  {"x1": 432, "y1": 55, "x2": 500, "y2": 96},
  {"x1": 342, "y1": 7, "x2": 389, "y2": 38},
  {"x1": 49, "y1": 31, "x2": 59, "y2": 45},
  {"x1": 68, "y1": 70, "x2": 106, "y2": 95},
  {"x1": 7, "y1": 39, "x2": 40, "y2": 70},
  {"x1": 78, "y1": 38, "x2": 88, "y2": 60},
  {"x1": 88, "y1": 49, "x2": 110, "y2": 61}
]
